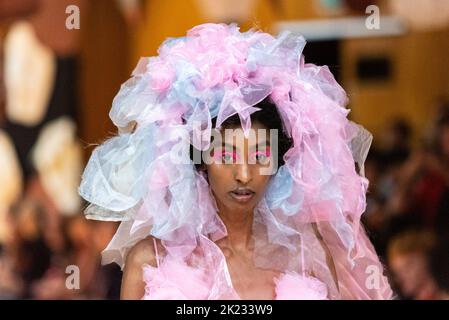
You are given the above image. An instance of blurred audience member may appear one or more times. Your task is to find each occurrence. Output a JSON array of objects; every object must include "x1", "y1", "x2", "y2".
[
  {"x1": 429, "y1": 236, "x2": 449, "y2": 300},
  {"x1": 380, "y1": 117, "x2": 412, "y2": 167},
  {"x1": 387, "y1": 229, "x2": 440, "y2": 300},
  {"x1": 0, "y1": 241, "x2": 24, "y2": 299},
  {"x1": 387, "y1": 108, "x2": 449, "y2": 231},
  {"x1": 363, "y1": 118, "x2": 413, "y2": 258},
  {"x1": 8, "y1": 199, "x2": 52, "y2": 298}
]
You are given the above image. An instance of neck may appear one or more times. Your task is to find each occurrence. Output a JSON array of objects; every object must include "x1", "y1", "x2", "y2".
[{"x1": 216, "y1": 202, "x2": 254, "y2": 252}]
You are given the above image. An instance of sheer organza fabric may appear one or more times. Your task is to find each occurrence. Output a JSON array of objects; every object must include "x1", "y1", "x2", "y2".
[{"x1": 79, "y1": 23, "x2": 393, "y2": 300}]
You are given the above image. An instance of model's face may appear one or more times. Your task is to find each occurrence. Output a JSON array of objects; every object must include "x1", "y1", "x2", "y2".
[{"x1": 205, "y1": 121, "x2": 275, "y2": 214}]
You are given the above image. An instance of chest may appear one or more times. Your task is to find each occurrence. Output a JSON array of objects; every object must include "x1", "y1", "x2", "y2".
[{"x1": 223, "y1": 250, "x2": 281, "y2": 300}]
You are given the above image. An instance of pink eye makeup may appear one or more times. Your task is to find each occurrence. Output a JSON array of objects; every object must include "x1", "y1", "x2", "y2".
[
  {"x1": 209, "y1": 146, "x2": 271, "y2": 164},
  {"x1": 249, "y1": 147, "x2": 271, "y2": 163},
  {"x1": 211, "y1": 149, "x2": 240, "y2": 163}
]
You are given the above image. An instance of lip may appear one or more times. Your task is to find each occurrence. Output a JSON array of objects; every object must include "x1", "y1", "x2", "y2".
[{"x1": 229, "y1": 188, "x2": 255, "y2": 203}]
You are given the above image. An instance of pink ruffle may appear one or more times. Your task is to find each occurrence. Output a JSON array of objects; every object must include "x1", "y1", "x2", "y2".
[
  {"x1": 143, "y1": 259, "x2": 209, "y2": 300},
  {"x1": 274, "y1": 273, "x2": 329, "y2": 300},
  {"x1": 79, "y1": 23, "x2": 394, "y2": 300}
]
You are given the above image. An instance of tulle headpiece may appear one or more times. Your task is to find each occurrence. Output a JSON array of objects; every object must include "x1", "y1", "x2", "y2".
[{"x1": 79, "y1": 23, "x2": 392, "y2": 299}]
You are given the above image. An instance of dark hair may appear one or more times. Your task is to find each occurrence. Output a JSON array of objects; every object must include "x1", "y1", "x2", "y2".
[
  {"x1": 190, "y1": 97, "x2": 293, "y2": 168},
  {"x1": 427, "y1": 99, "x2": 449, "y2": 156},
  {"x1": 429, "y1": 236, "x2": 449, "y2": 293}
]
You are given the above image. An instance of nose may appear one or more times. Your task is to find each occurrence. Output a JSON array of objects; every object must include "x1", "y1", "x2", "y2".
[{"x1": 234, "y1": 162, "x2": 252, "y2": 185}]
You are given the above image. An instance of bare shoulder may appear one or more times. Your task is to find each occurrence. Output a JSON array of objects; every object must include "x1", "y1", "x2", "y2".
[
  {"x1": 121, "y1": 236, "x2": 162, "y2": 299},
  {"x1": 125, "y1": 236, "x2": 161, "y2": 269}
]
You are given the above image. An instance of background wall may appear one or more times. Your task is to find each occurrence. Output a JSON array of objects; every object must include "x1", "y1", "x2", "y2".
[{"x1": 79, "y1": 0, "x2": 449, "y2": 151}]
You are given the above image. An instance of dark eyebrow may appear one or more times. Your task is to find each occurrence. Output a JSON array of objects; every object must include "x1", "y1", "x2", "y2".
[
  {"x1": 222, "y1": 142, "x2": 235, "y2": 149},
  {"x1": 220, "y1": 140, "x2": 270, "y2": 150},
  {"x1": 249, "y1": 140, "x2": 270, "y2": 150}
]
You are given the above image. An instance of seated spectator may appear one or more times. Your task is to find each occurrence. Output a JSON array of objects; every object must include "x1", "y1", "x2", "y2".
[{"x1": 387, "y1": 229, "x2": 439, "y2": 299}]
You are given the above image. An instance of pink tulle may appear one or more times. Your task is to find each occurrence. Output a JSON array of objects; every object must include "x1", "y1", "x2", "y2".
[
  {"x1": 79, "y1": 23, "x2": 395, "y2": 300},
  {"x1": 143, "y1": 259, "x2": 210, "y2": 300},
  {"x1": 274, "y1": 273, "x2": 329, "y2": 300},
  {"x1": 143, "y1": 261, "x2": 330, "y2": 300}
]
